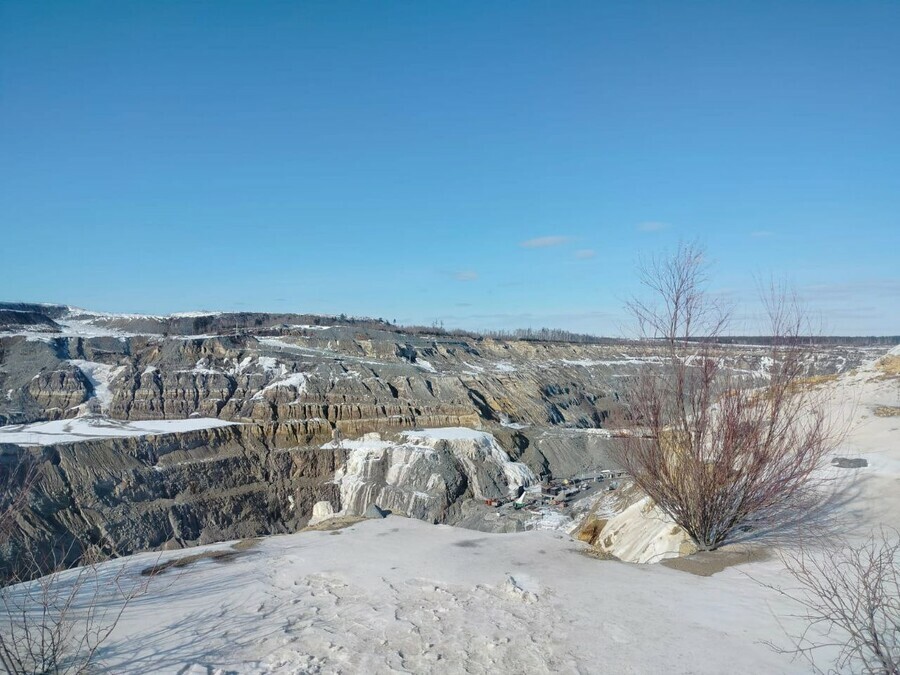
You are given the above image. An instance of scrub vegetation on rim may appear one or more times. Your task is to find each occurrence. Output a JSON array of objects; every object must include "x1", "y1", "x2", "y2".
[{"x1": 610, "y1": 243, "x2": 843, "y2": 551}]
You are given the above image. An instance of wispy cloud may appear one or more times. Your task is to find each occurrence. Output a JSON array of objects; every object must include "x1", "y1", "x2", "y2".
[
  {"x1": 454, "y1": 270, "x2": 479, "y2": 282},
  {"x1": 802, "y1": 279, "x2": 900, "y2": 300},
  {"x1": 636, "y1": 221, "x2": 669, "y2": 232},
  {"x1": 574, "y1": 249, "x2": 596, "y2": 260},
  {"x1": 750, "y1": 230, "x2": 775, "y2": 238},
  {"x1": 520, "y1": 235, "x2": 571, "y2": 248}
]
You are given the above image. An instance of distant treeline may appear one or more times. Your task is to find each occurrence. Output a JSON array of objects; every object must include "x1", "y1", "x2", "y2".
[
  {"x1": 686, "y1": 335, "x2": 900, "y2": 347},
  {"x1": 7, "y1": 302, "x2": 891, "y2": 348},
  {"x1": 397, "y1": 324, "x2": 625, "y2": 345},
  {"x1": 397, "y1": 323, "x2": 899, "y2": 347}
]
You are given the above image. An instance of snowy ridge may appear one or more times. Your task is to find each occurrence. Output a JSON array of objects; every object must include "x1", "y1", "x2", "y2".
[{"x1": 0, "y1": 416, "x2": 238, "y2": 446}]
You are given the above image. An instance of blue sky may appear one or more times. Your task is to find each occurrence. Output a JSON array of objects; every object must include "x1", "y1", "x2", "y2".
[{"x1": 1, "y1": 1, "x2": 898, "y2": 335}]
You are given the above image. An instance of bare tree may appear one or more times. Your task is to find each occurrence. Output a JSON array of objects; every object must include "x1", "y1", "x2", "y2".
[
  {"x1": 610, "y1": 242, "x2": 840, "y2": 550},
  {"x1": 762, "y1": 529, "x2": 900, "y2": 675}
]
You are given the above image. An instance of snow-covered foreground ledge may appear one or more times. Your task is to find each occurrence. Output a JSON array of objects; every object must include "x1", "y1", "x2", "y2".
[
  {"x1": 30, "y1": 516, "x2": 812, "y2": 674},
  {"x1": 0, "y1": 416, "x2": 238, "y2": 446}
]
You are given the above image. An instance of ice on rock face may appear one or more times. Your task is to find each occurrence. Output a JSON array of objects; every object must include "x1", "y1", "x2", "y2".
[
  {"x1": 333, "y1": 441, "x2": 455, "y2": 521},
  {"x1": 68, "y1": 359, "x2": 126, "y2": 413},
  {"x1": 251, "y1": 372, "x2": 308, "y2": 401},
  {"x1": 332, "y1": 428, "x2": 537, "y2": 520},
  {"x1": 308, "y1": 501, "x2": 336, "y2": 527}
]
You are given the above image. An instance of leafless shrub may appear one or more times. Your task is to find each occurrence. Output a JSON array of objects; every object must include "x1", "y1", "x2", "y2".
[
  {"x1": 610, "y1": 243, "x2": 842, "y2": 550},
  {"x1": 0, "y1": 548, "x2": 154, "y2": 675},
  {"x1": 762, "y1": 529, "x2": 900, "y2": 675},
  {"x1": 0, "y1": 448, "x2": 154, "y2": 674}
]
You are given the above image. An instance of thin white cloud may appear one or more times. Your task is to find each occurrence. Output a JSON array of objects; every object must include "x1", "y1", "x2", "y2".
[
  {"x1": 802, "y1": 279, "x2": 900, "y2": 300},
  {"x1": 519, "y1": 236, "x2": 571, "y2": 248},
  {"x1": 636, "y1": 221, "x2": 669, "y2": 232},
  {"x1": 574, "y1": 249, "x2": 596, "y2": 260},
  {"x1": 454, "y1": 270, "x2": 479, "y2": 282}
]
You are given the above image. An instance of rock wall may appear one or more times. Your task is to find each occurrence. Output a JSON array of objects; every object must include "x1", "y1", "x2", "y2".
[
  {"x1": 1, "y1": 424, "x2": 345, "y2": 579},
  {"x1": 0, "y1": 331, "x2": 627, "y2": 430},
  {"x1": 1, "y1": 419, "x2": 565, "y2": 580},
  {"x1": 3, "y1": 327, "x2": 875, "y2": 432}
]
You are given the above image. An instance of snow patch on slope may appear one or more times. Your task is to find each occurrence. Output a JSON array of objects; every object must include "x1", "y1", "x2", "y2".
[
  {"x1": 252, "y1": 373, "x2": 309, "y2": 401},
  {"x1": 68, "y1": 360, "x2": 126, "y2": 413},
  {"x1": 414, "y1": 357, "x2": 437, "y2": 373}
]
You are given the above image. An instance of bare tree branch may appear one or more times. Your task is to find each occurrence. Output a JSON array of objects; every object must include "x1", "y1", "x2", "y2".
[
  {"x1": 610, "y1": 242, "x2": 843, "y2": 550},
  {"x1": 756, "y1": 529, "x2": 900, "y2": 675}
]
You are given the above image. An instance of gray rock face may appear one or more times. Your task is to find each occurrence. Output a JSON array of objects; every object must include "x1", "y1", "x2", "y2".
[
  {"x1": 1, "y1": 421, "x2": 581, "y2": 579},
  {"x1": 363, "y1": 503, "x2": 387, "y2": 519},
  {"x1": 832, "y1": 457, "x2": 868, "y2": 468},
  {"x1": 0, "y1": 308, "x2": 60, "y2": 331},
  {"x1": 27, "y1": 365, "x2": 91, "y2": 412},
  {"x1": 1, "y1": 424, "x2": 344, "y2": 579}
]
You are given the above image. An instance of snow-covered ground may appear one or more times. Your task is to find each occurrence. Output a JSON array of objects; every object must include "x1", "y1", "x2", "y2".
[
  {"x1": 816, "y1": 347, "x2": 900, "y2": 535},
  {"x1": 1, "y1": 317, "x2": 137, "y2": 342},
  {"x1": 0, "y1": 306, "x2": 175, "y2": 340},
  {"x1": 21, "y1": 517, "x2": 811, "y2": 674},
  {"x1": 0, "y1": 416, "x2": 237, "y2": 446}
]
